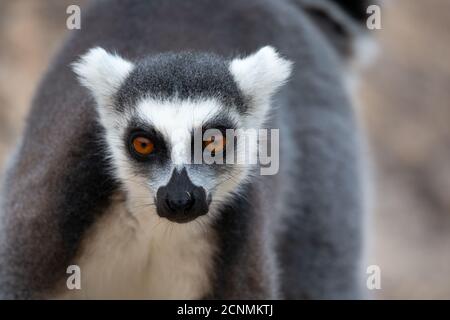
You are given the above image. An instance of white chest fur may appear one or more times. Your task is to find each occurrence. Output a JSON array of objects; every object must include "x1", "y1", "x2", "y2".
[{"x1": 55, "y1": 199, "x2": 216, "y2": 299}]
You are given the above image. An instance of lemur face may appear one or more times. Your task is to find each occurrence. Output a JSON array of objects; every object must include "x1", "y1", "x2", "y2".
[{"x1": 73, "y1": 47, "x2": 291, "y2": 223}]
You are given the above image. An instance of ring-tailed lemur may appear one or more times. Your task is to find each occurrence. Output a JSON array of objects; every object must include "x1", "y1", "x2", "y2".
[{"x1": 0, "y1": 0, "x2": 374, "y2": 299}]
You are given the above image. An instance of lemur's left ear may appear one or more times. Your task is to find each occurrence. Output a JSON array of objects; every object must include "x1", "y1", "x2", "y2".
[
  {"x1": 72, "y1": 47, "x2": 134, "y2": 106},
  {"x1": 229, "y1": 46, "x2": 293, "y2": 117}
]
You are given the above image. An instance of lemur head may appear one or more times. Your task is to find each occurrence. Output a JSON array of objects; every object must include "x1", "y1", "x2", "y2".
[{"x1": 73, "y1": 46, "x2": 292, "y2": 224}]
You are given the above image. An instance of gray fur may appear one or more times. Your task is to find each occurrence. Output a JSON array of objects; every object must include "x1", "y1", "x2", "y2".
[
  {"x1": 116, "y1": 52, "x2": 245, "y2": 113},
  {"x1": 0, "y1": 0, "x2": 370, "y2": 299}
]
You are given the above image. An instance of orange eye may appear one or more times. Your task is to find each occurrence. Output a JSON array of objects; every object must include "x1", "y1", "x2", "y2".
[
  {"x1": 132, "y1": 136, "x2": 154, "y2": 156},
  {"x1": 203, "y1": 135, "x2": 226, "y2": 153}
]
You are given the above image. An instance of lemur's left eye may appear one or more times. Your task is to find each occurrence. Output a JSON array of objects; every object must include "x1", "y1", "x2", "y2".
[
  {"x1": 132, "y1": 136, "x2": 154, "y2": 156},
  {"x1": 203, "y1": 135, "x2": 226, "y2": 153}
]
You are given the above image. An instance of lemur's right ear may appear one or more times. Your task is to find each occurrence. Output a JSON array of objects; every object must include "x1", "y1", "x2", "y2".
[{"x1": 72, "y1": 47, "x2": 134, "y2": 106}]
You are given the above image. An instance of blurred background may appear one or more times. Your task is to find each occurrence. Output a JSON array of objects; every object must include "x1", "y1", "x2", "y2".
[{"x1": 0, "y1": 0, "x2": 449, "y2": 299}]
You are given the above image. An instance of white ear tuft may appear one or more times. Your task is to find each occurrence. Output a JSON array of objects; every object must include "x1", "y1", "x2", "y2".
[
  {"x1": 229, "y1": 46, "x2": 293, "y2": 107},
  {"x1": 72, "y1": 47, "x2": 134, "y2": 106}
]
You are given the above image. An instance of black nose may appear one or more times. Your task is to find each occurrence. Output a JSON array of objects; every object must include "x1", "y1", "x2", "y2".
[
  {"x1": 156, "y1": 168, "x2": 209, "y2": 223},
  {"x1": 165, "y1": 192, "x2": 195, "y2": 212}
]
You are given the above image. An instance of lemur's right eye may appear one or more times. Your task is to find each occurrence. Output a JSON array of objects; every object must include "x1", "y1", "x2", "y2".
[{"x1": 131, "y1": 136, "x2": 154, "y2": 157}]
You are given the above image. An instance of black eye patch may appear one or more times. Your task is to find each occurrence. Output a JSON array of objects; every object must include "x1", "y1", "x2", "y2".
[{"x1": 124, "y1": 119, "x2": 169, "y2": 164}]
